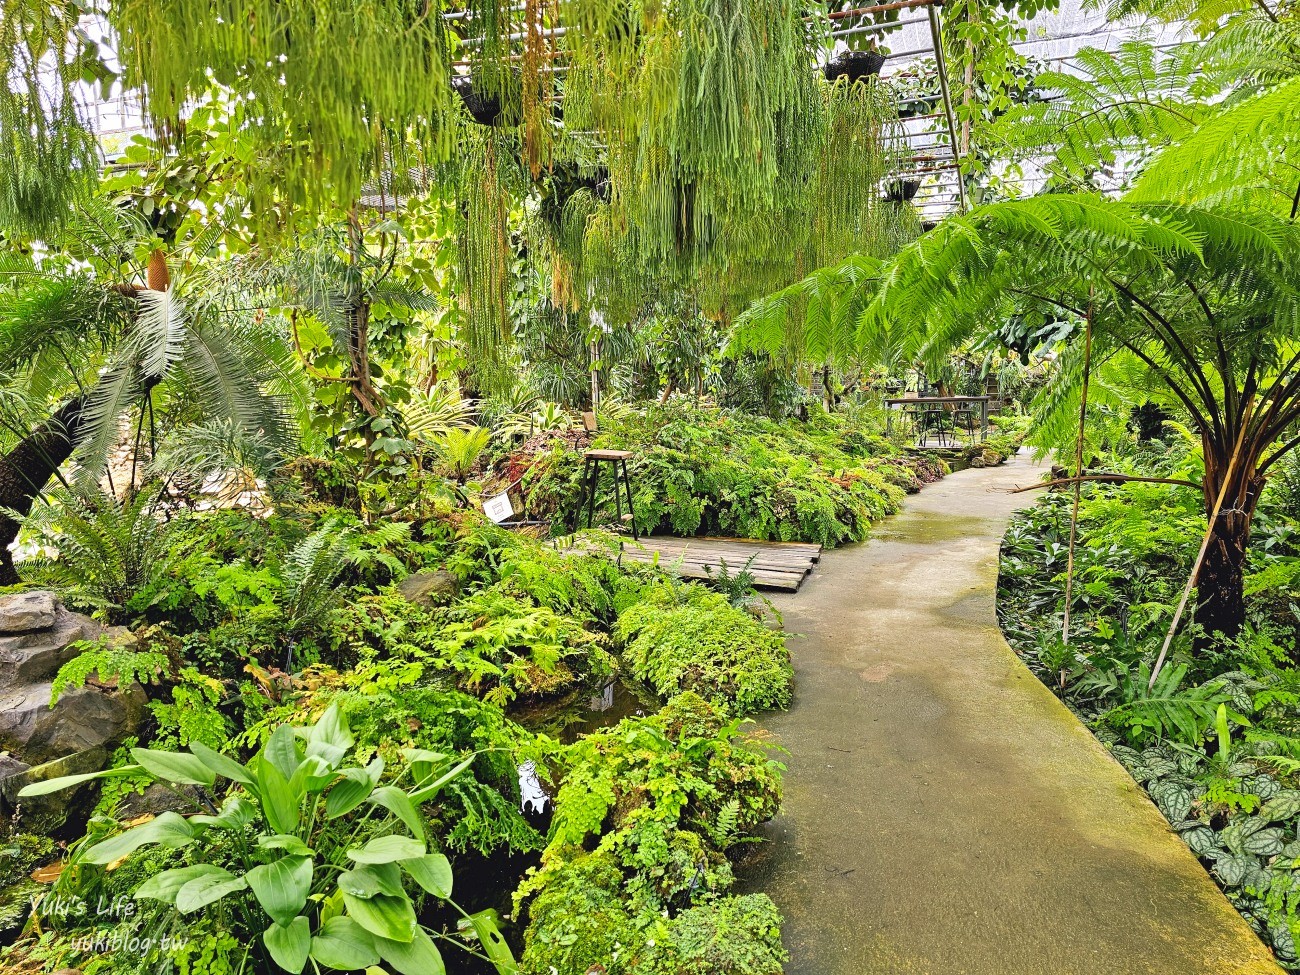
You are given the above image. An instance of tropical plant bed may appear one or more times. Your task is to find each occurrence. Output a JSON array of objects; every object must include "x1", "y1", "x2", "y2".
[
  {"x1": 997, "y1": 473, "x2": 1300, "y2": 969},
  {"x1": 0, "y1": 489, "x2": 794, "y2": 975},
  {"x1": 499, "y1": 402, "x2": 968, "y2": 547}
]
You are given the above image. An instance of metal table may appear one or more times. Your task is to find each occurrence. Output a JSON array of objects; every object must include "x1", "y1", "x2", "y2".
[{"x1": 884, "y1": 395, "x2": 992, "y2": 447}]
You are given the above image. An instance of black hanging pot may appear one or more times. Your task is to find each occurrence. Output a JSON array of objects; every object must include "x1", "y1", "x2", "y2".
[
  {"x1": 884, "y1": 178, "x2": 921, "y2": 203},
  {"x1": 824, "y1": 50, "x2": 887, "y2": 84},
  {"x1": 451, "y1": 74, "x2": 522, "y2": 127}
]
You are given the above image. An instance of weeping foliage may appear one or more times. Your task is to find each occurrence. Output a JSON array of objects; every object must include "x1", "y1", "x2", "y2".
[
  {"x1": 458, "y1": 131, "x2": 523, "y2": 358},
  {"x1": 108, "y1": 0, "x2": 459, "y2": 219},
  {"x1": 0, "y1": 0, "x2": 103, "y2": 237}
]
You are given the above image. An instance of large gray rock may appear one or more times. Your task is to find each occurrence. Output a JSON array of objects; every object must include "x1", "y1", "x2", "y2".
[
  {"x1": 397, "y1": 569, "x2": 458, "y2": 608},
  {"x1": 0, "y1": 608, "x2": 101, "y2": 687},
  {"x1": 0, "y1": 683, "x2": 145, "y2": 766},
  {"x1": 0, "y1": 591, "x2": 58, "y2": 634}
]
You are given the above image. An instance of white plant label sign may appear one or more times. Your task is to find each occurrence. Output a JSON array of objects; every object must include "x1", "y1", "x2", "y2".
[{"x1": 483, "y1": 492, "x2": 514, "y2": 524}]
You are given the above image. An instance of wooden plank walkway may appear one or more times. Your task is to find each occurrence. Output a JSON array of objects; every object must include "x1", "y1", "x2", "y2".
[{"x1": 559, "y1": 535, "x2": 822, "y2": 591}]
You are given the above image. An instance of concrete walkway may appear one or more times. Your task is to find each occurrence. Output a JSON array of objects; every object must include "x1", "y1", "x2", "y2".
[{"x1": 742, "y1": 452, "x2": 1282, "y2": 975}]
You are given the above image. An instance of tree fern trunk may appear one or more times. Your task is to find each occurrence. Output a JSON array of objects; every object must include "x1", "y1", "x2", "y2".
[
  {"x1": 0, "y1": 395, "x2": 88, "y2": 584},
  {"x1": 1193, "y1": 452, "x2": 1264, "y2": 643}
]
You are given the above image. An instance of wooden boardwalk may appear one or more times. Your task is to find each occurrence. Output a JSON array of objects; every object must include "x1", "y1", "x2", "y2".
[{"x1": 560, "y1": 535, "x2": 822, "y2": 591}]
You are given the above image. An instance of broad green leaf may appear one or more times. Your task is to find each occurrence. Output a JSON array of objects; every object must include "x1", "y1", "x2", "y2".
[
  {"x1": 264, "y1": 916, "x2": 311, "y2": 974},
  {"x1": 17, "y1": 764, "x2": 143, "y2": 798},
  {"x1": 402, "y1": 854, "x2": 452, "y2": 899},
  {"x1": 339, "y1": 863, "x2": 405, "y2": 900},
  {"x1": 311, "y1": 915, "x2": 381, "y2": 970},
  {"x1": 326, "y1": 768, "x2": 376, "y2": 820},
  {"x1": 175, "y1": 869, "x2": 248, "y2": 913},
  {"x1": 135, "y1": 864, "x2": 229, "y2": 904},
  {"x1": 82, "y1": 812, "x2": 195, "y2": 865},
  {"x1": 343, "y1": 892, "x2": 417, "y2": 943},
  {"x1": 368, "y1": 786, "x2": 426, "y2": 842},
  {"x1": 375, "y1": 928, "x2": 445, "y2": 975},
  {"x1": 264, "y1": 724, "x2": 302, "y2": 782},
  {"x1": 409, "y1": 755, "x2": 475, "y2": 804},
  {"x1": 347, "y1": 835, "x2": 426, "y2": 865},
  {"x1": 189, "y1": 741, "x2": 255, "y2": 786},
  {"x1": 258, "y1": 757, "x2": 302, "y2": 835},
  {"x1": 246, "y1": 856, "x2": 313, "y2": 926},
  {"x1": 320, "y1": 888, "x2": 345, "y2": 926},
  {"x1": 259, "y1": 834, "x2": 314, "y2": 856},
  {"x1": 466, "y1": 909, "x2": 516, "y2": 973},
  {"x1": 1260, "y1": 790, "x2": 1300, "y2": 822},
  {"x1": 130, "y1": 747, "x2": 216, "y2": 787},
  {"x1": 1243, "y1": 827, "x2": 1287, "y2": 857},
  {"x1": 306, "y1": 703, "x2": 354, "y2": 769},
  {"x1": 192, "y1": 795, "x2": 257, "y2": 831}
]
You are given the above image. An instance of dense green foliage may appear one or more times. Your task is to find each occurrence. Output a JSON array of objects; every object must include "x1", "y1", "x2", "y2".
[
  {"x1": 3, "y1": 460, "x2": 812, "y2": 973},
  {"x1": 616, "y1": 581, "x2": 793, "y2": 714},
  {"x1": 517, "y1": 693, "x2": 785, "y2": 975},
  {"x1": 512, "y1": 403, "x2": 964, "y2": 546},
  {"x1": 999, "y1": 441, "x2": 1300, "y2": 967}
]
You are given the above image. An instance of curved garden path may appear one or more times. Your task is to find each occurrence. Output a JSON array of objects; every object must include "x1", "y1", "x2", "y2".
[{"x1": 742, "y1": 452, "x2": 1282, "y2": 975}]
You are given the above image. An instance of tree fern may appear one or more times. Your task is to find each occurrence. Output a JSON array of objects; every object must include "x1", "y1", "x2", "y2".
[
  {"x1": 989, "y1": 41, "x2": 1210, "y2": 190},
  {"x1": 1130, "y1": 77, "x2": 1300, "y2": 210},
  {"x1": 20, "y1": 486, "x2": 175, "y2": 614}
]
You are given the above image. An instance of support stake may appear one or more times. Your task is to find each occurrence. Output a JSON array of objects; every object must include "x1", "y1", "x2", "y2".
[{"x1": 1060, "y1": 294, "x2": 1093, "y2": 663}]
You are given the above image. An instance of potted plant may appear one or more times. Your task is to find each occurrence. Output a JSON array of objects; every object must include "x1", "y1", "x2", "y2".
[
  {"x1": 451, "y1": 72, "x2": 523, "y2": 127},
  {"x1": 884, "y1": 178, "x2": 921, "y2": 203},
  {"x1": 823, "y1": 49, "x2": 886, "y2": 83}
]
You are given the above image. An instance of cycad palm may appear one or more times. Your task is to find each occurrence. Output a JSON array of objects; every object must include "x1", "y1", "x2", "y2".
[{"x1": 0, "y1": 202, "x2": 301, "y2": 584}]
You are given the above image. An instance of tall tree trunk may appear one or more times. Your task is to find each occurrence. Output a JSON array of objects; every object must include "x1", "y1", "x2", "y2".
[
  {"x1": 0, "y1": 395, "x2": 88, "y2": 584},
  {"x1": 345, "y1": 299, "x2": 381, "y2": 417},
  {"x1": 1193, "y1": 450, "x2": 1264, "y2": 642}
]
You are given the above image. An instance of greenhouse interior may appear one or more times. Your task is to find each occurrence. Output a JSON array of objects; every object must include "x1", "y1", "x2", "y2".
[{"x1": 0, "y1": 0, "x2": 1298, "y2": 972}]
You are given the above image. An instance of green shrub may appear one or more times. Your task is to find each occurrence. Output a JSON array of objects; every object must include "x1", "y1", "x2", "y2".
[
  {"x1": 512, "y1": 402, "x2": 914, "y2": 546},
  {"x1": 616, "y1": 582, "x2": 792, "y2": 714},
  {"x1": 20, "y1": 705, "x2": 516, "y2": 975},
  {"x1": 521, "y1": 693, "x2": 781, "y2": 908},
  {"x1": 520, "y1": 851, "x2": 663, "y2": 975},
  {"x1": 654, "y1": 893, "x2": 788, "y2": 975}
]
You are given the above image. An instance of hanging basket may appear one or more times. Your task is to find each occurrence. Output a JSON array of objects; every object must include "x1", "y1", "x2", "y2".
[
  {"x1": 823, "y1": 50, "x2": 887, "y2": 84},
  {"x1": 884, "y1": 178, "x2": 921, "y2": 203},
  {"x1": 451, "y1": 74, "x2": 522, "y2": 127}
]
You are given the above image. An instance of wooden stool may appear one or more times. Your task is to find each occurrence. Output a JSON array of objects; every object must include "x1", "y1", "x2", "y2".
[{"x1": 580, "y1": 448, "x2": 638, "y2": 539}]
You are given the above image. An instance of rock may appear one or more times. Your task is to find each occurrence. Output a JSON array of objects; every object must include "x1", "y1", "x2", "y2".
[
  {"x1": 0, "y1": 683, "x2": 145, "y2": 766},
  {"x1": 115, "y1": 781, "x2": 195, "y2": 820},
  {"x1": 0, "y1": 608, "x2": 102, "y2": 687},
  {"x1": 397, "y1": 569, "x2": 458, "y2": 608},
  {"x1": 0, "y1": 752, "x2": 30, "y2": 789},
  {"x1": 0, "y1": 591, "x2": 58, "y2": 634},
  {"x1": 0, "y1": 747, "x2": 108, "y2": 832},
  {"x1": 980, "y1": 448, "x2": 1003, "y2": 467}
]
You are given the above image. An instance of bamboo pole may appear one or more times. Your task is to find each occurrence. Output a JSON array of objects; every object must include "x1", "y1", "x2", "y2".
[
  {"x1": 1061, "y1": 296, "x2": 1094, "y2": 652},
  {"x1": 1011, "y1": 474, "x2": 1202, "y2": 494},
  {"x1": 1148, "y1": 422, "x2": 1249, "y2": 690}
]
